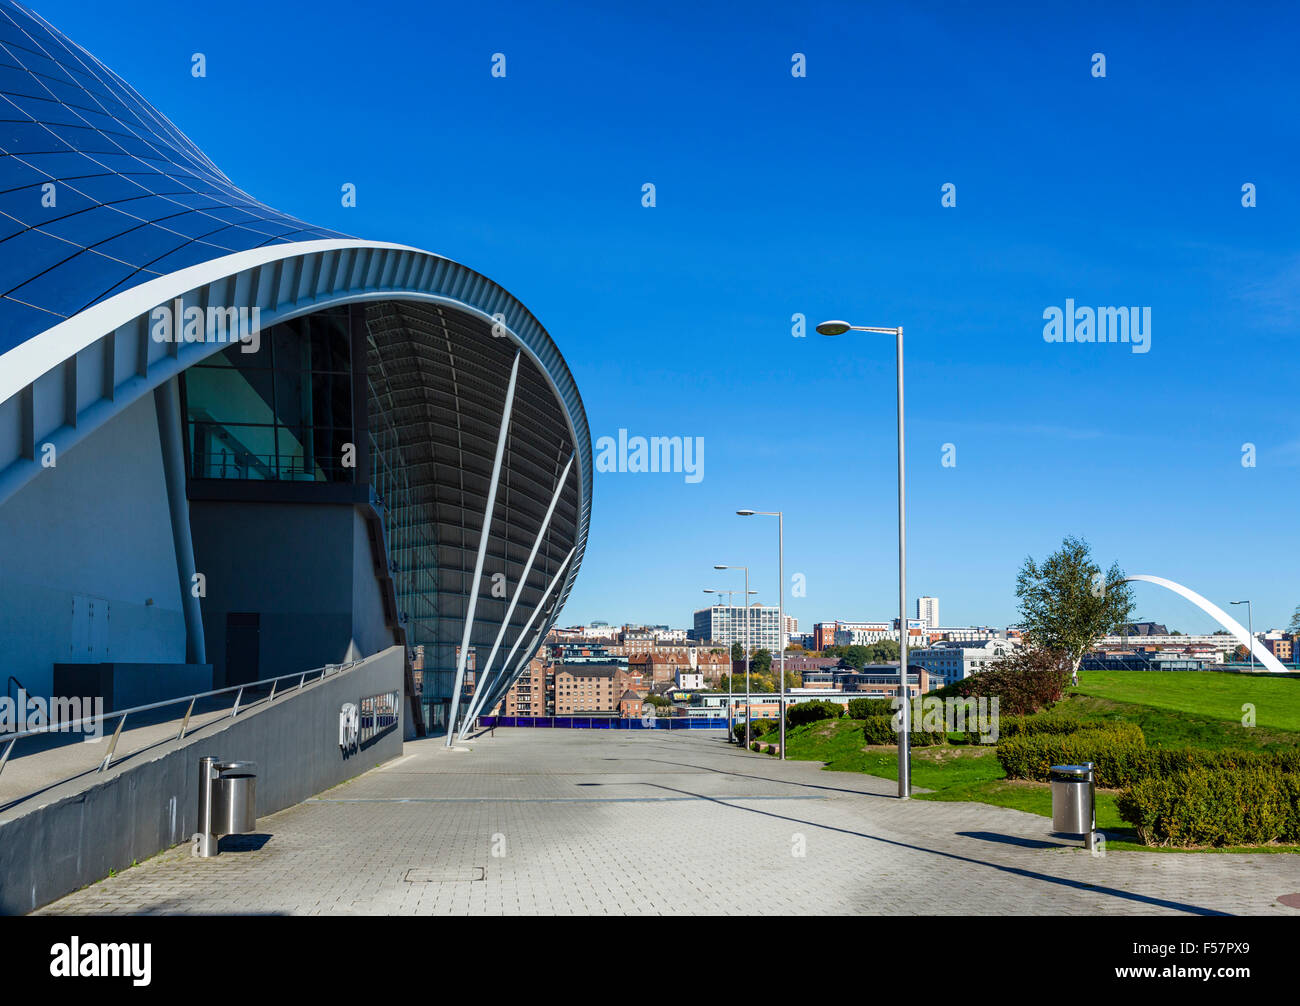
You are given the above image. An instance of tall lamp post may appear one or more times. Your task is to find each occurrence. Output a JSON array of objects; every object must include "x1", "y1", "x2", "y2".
[
  {"x1": 704, "y1": 588, "x2": 735, "y2": 738},
  {"x1": 704, "y1": 587, "x2": 756, "y2": 741},
  {"x1": 739, "y1": 509, "x2": 786, "y2": 759},
  {"x1": 1230, "y1": 600, "x2": 1255, "y2": 672},
  {"x1": 816, "y1": 318, "x2": 910, "y2": 799},
  {"x1": 715, "y1": 564, "x2": 751, "y2": 747}
]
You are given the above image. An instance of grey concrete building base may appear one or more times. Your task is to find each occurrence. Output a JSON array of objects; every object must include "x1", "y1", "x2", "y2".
[{"x1": 0, "y1": 646, "x2": 403, "y2": 914}]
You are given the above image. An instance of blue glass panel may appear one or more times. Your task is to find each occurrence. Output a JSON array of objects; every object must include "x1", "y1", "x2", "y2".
[
  {"x1": 0, "y1": 226, "x2": 80, "y2": 287},
  {"x1": 58, "y1": 172, "x2": 149, "y2": 203},
  {"x1": 37, "y1": 203, "x2": 144, "y2": 245},
  {"x1": 0, "y1": 295, "x2": 64, "y2": 353},
  {"x1": 90, "y1": 222, "x2": 189, "y2": 267},
  {"x1": 0, "y1": 180, "x2": 97, "y2": 225},
  {"x1": 0, "y1": 209, "x2": 26, "y2": 240},
  {"x1": 0, "y1": 63, "x2": 49, "y2": 100},
  {"x1": 5, "y1": 92, "x2": 88, "y2": 127},
  {"x1": 144, "y1": 240, "x2": 227, "y2": 276},
  {"x1": 0, "y1": 119, "x2": 73, "y2": 153},
  {"x1": 11, "y1": 149, "x2": 102, "y2": 178},
  {"x1": 0, "y1": 150, "x2": 53, "y2": 189},
  {"x1": 7, "y1": 247, "x2": 132, "y2": 315}
]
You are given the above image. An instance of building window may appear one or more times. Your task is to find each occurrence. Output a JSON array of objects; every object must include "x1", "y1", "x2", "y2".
[{"x1": 182, "y1": 307, "x2": 354, "y2": 483}]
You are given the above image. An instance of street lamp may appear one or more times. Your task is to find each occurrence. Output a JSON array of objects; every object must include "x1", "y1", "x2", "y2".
[
  {"x1": 706, "y1": 587, "x2": 757, "y2": 740},
  {"x1": 817, "y1": 318, "x2": 910, "y2": 799},
  {"x1": 1230, "y1": 600, "x2": 1255, "y2": 672},
  {"x1": 739, "y1": 509, "x2": 786, "y2": 760},
  {"x1": 715, "y1": 564, "x2": 752, "y2": 747}
]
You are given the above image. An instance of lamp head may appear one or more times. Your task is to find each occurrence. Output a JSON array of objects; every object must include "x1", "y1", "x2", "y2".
[
  {"x1": 736, "y1": 509, "x2": 755, "y2": 516},
  {"x1": 816, "y1": 320, "x2": 852, "y2": 336},
  {"x1": 713, "y1": 564, "x2": 728, "y2": 570}
]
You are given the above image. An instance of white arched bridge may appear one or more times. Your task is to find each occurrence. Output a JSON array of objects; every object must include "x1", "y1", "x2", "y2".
[{"x1": 1121, "y1": 575, "x2": 1288, "y2": 673}]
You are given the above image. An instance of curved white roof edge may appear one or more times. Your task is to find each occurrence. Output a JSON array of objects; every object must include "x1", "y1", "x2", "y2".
[
  {"x1": 1122, "y1": 574, "x2": 1288, "y2": 673},
  {"x1": 0, "y1": 239, "x2": 417, "y2": 404},
  {"x1": 0, "y1": 237, "x2": 592, "y2": 634}
]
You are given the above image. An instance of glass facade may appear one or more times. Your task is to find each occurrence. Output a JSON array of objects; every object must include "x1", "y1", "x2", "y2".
[{"x1": 182, "y1": 308, "x2": 355, "y2": 482}]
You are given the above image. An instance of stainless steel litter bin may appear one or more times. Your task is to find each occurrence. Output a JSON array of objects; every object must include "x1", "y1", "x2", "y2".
[
  {"x1": 1050, "y1": 762, "x2": 1094, "y2": 836},
  {"x1": 213, "y1": 760, "x2": 257, "y2": 836},
  {"x1": 195, "y1": 756, "x2": 257, "y2": 857}
]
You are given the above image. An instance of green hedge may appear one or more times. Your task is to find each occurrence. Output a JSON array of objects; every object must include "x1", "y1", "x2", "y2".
[
  {"x1": 995, "y1": 724, "x2": 1148, "y2": 788},
  {"x1": 997, "y1": 725, "x2": 1300, "y2": 791},
  {"x1": 1117, "y1": 768, "x2": 1300, "y2": 847},
  {"x1": 862, "y1": 715, "x2": 896, "y2": 745},
  {"x1": 848, "y1": 698, "x2": 897, "y2": 720},
  {"x1": 734, "y1": 719, "x2": 777, "y2": 743},
  {"x1": 862, "y1": 714, "x2": 945, "y2": 747},
  {"x1": 787, "y1": 700, "x2": 843, "y2": 727}
]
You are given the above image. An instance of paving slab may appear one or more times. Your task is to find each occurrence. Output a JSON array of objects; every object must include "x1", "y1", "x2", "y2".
[{"x1": 34, "y1": 729, "x2": 1300, "y2": 915}]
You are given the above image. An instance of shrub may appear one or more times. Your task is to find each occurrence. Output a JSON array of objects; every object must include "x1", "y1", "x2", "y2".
[
  {"x1": 861, "y1": 714, "x2": 945, "y2": 746},
  {"x1": 734, "y1": 719, "x2": 775, "y2": 743},
  {"x1": 848, "y1": 697, "x2": 896, "y2": 720},
  {"x1": 938, "y1": 648, "x2": 1071, "y2": 716},
  {"x1": 1117, "y1": 768, "x2": 1300, "y2": 847},
  {"x1": 862, "y1": 715, "x2": 896, "y2": 746},
  {"x1": 996, "y1": 724, "x2": 1148, "y2": 788},
  {"x1": 787, "y1": 700, "x2": 843, "y2": 728}
]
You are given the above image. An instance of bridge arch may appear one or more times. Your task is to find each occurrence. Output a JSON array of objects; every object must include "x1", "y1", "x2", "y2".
[{"x1": 1120, "y1": 575, "x2": 1287, "y2": 673}]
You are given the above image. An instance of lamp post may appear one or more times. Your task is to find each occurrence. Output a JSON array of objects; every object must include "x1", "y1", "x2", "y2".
[
  {"x1": 715, "y1": 564, "x2": 751, "y2": 747},
  {"x1": 704, "y1": 588, "x2": 736, "y2": 738},
  {"x1": 816, "y1": 318, "x2": 909, "y2": 799},
  {"x1": 1230, "y1": 600, "x2": 1255, "y2": 672},
  {"x1": 739, "y1": 509, "x2": 786, "y2": 759}
]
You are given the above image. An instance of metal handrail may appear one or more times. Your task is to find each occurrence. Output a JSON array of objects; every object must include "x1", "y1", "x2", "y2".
[{"x1": 0, "y1": 660, "x2": 361, "y2": 780}]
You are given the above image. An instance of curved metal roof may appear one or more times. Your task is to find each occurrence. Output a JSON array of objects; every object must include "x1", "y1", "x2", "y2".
[{"x1": 0, "y1": 0, "x2": 591, "y2": 706}]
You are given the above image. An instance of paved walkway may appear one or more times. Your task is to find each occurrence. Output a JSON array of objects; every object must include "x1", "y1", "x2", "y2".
[{"x1": 36, "y1": 730, "x2": 1300, "y2": 915}]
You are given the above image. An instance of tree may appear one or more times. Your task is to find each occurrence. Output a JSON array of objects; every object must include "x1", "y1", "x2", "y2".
[
  {"x1": 730, "y1": 641, "x2": 743, "y2": 661},
  {"x1": 1015, "y1": 535, "x2": 1135, "y2": 681},
  {"x1": 866, "y1": 639, "x2": 901, "y2": 663},
  {"x1": 751, "y1": 648, "x2": 773, "y2": 674},
  {"x1": 1289, "y1": 606, "x2": 1300, "y2": 634}
]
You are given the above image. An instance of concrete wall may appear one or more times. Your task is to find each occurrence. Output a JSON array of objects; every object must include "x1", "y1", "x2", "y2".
[
  {"x1": 0, "y1": 395, "x2": 185, "y2": 696},
  {"x1": 190, "y1": 500, "x2": 395, "y2": 688},
  {"x1": 0, "y1": 645, "x2": 404, "y2": 915}
]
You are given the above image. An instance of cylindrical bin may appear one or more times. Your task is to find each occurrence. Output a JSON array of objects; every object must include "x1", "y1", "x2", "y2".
[
  {"x1": 1050, "y1": 762, "x2": 1095, "y2": 835},
  {"x1": 195, "y1": 755, "x2": 220, "y2": 857},
  {"x1": 212, "y1": 760, "x2": 257, "y2": 836}
]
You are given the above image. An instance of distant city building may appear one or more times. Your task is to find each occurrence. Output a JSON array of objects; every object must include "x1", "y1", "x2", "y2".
[
  {"x1": 693, "y1": 604, "x2": 797, "y2": 653},
  {"x1": 908, "y1": 639, "x2": 1017, "y2": 687},
  {"x1": 833, "y1": 623, "x2": 894, "y2": 647},
  {"x1": 1117, "y1": 622, "x2": 1170, "y2": 637},
  {"x1": 917, "y1": 596, "x2": 940, "y2": 629},
  {"x1": 553, "y1": 665, "x2": 619, "y2": 715},
  {"x1": 1261, "y1": 633, "x2": 1294, "y2": 662},
  {"x1": 928, "y1": 626, "x2": 1006, "y2": 642},
  {"x1": 1098, "y1": 632, "x2": 1239, "y2": 654},
  {"x1": 1081, "y1": 652, "x2": 1215, "y2": 672}
]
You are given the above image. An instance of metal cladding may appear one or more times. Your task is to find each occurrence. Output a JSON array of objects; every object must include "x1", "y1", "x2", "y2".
[{"x1": 0, "y1": 1, "x2": 591, "y2": 708}]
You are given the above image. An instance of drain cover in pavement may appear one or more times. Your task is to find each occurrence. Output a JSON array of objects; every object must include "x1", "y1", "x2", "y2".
[
  {"x1": 405, "y1": 866, "x2": 485, "y2": 883},
  {"x1": 1279, "y1": 893, "x2": 1300, "y2": 909}
]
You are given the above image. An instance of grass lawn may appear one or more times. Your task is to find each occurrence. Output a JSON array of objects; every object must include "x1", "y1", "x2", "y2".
[
  {"x1": 762, "y1": 712, "x2": 1300, "y2": 853},
  {"x1": 1069, "y1": 670, "x2": 1300, "y2": 734}
]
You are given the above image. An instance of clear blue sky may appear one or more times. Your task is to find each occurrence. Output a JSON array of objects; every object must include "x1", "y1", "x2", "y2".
[{"x1": 41, "y1": 0, "x2": 1300, "y2": 633}]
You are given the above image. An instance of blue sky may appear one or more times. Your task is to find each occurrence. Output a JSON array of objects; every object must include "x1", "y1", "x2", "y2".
[{"x1": 42, "y1": 0, "x2": 1300, "y2": 633}]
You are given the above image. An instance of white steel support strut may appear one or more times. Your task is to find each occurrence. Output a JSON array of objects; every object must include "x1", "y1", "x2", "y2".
[
  {"x1": 446, "y1": 350, "x2": 520, "y2": 744},
  {"x1": 456, "y1": 456, "x2": 574, "y2": 731}
]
